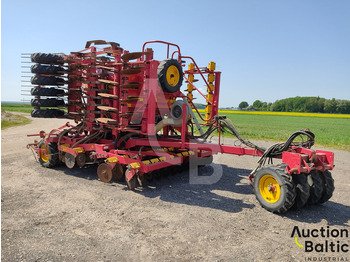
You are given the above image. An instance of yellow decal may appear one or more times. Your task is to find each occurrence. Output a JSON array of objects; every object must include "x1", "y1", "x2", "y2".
[
  {"x1": 129, "y1": 162, "x2": 141, "y2": 169},
  {"x1": 107, "y1": 157, "x2": 119, "y2": 163},
  {"x1": 74, "y1": 147, "x2": 84, "y2": 153}
]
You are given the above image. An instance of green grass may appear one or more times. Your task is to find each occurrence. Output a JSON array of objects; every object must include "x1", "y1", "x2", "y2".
[
  {"x1": 1, "y1": 111, "x2": 32, "y2": 129},
  {"x1": 1, "y1": 102, "x2": 32, "y2": 113},
  {"x1": 200, "y1": 113, "x2": 350, "y2": 151}
]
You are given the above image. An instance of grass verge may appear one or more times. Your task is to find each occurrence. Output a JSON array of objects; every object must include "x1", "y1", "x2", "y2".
[{"x1": 1, "y1": 111, "x2": 32, "y2": 129}]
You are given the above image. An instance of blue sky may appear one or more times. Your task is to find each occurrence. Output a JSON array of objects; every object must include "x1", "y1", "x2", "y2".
[{"x1": 2, "y1": 0, "x2": 349, "y2": 107}]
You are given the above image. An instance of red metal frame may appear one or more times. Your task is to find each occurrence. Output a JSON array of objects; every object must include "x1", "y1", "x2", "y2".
[{"x1": 27, "y1": 40, "x2": 334, "y2": 184}]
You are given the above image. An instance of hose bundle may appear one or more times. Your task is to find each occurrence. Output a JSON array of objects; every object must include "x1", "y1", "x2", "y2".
[{"x1": 192, "y1": 117, "x2": 315, "y2": 173}]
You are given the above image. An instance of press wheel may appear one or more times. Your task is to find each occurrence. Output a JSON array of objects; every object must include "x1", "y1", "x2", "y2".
[{"x1": 253, "y1": 165, "x2": 296, "y2": 213}]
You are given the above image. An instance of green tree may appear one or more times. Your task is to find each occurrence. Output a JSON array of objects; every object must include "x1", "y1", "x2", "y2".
[
  {"x1": 324, "y1": 98, "x2": 337, "y2": 113},
  {"x1": 336, "y1": 100, "x2": 350, "y2": 114},
  {"x1": 260, "y1": 102, "x2": 268, "y2": 111},
  {"x1": 252, "y1": 100, "x2": 263, "y2": 109},
  {"x1": 238, "y1": 101, "x2": 249, "y2": 109}
]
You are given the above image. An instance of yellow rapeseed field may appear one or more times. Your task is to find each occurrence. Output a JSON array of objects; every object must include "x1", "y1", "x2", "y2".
[{"x1": 196, "y1": 109, "x2": 350, "y2": 119}]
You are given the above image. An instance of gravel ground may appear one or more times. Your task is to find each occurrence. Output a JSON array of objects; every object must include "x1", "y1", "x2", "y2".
[{"x1": 2, "y1": 114, "x2": 349, "y2": 262}]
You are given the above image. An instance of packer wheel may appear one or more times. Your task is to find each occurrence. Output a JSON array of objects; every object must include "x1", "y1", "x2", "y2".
[
  {"x1": 253, "y1": 165, "x2": 296, "y2": 213},
  {"x1": 31, "y1": 98, "x2": 65, "y2": 108},
  {"x1": 307, "y1": 171, "x2": 323, "y2": 205},
  {"x1": 31, "y1": 75, "x2": 65, "y2": 86},
  {"x1": 38, "y1": 140, "x2": 59, "y2": 168},
  {"x1": 292, "y1": 173, "x2": 310, "y2": 209},
  {"x1": 31, "y1": 53, "x2": 64, "y2": 64},
  {"x1": 318, "y1": 170, "x2": 335, "y2": 204},
  {"x1": 31, "y1": 64, "x2": 65, "y2": 75},
  {"x1": 31, "y1": 109, "x2": 65, "y2": 118},
  {"x1": 31, "y1": 87, "x2": 65, "y2": 97}
]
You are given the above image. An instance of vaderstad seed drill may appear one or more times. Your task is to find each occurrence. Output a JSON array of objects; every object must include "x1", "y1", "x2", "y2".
[{"x1": 25, "y1": 40, "x2": 335, "y2": 213}]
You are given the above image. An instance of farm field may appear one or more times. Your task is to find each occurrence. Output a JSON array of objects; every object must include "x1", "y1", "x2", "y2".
[
  {"x1": 197, "y1": 110, "x2": 350, "y2": 151},
  {"x1": 1, "y1": 102, "x2": 32, "y2": 113}
]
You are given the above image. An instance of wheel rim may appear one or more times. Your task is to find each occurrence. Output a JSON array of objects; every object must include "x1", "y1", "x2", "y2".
[
  {"x1": 40, "y1": 144, "x2": 50, "y2": 162},
  {"x1": 166, "y1": 65, "x2": 180, "y2": 87},
  {"x1": 259, "y1": 174, "x2": 281, "y2": 203}
]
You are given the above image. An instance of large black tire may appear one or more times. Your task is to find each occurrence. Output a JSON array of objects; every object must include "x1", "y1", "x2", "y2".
[
  {"x1": 31, "y1": 87, "x2": 65, "y2": 97},
  {"x1": 292, "y1": 173, "x2": 310, "y2": 209},
  {"x1": 157, "y1": 59, "x2": 183, "y2": 93},
  {"x1": 31, "y1": 64, "x2": 65, "y2": 75},
  {"x1": 318, "y1": 170, "x2": 335, "y2": 204},
  {"x1": 37, "y1": 140, "x2": 59, "y2": 168},
  {"x1": 31, "y1": 75, "x2": 65, "y2": 86},
  {"x1": 31, "y1": 98, "x2": 65, "y2": 107},
  {"x1": 307, "y1": 171, "x2": 323, "y2": 205},
  {"x1": 31, "y1": 53, "x2": 64, "y2": 64},
  {"x1": 31, "y1": 109, "x2": 65, "y2": 118},
  {"x1": 253, "y1": 165, "x2": 296, "y2": 213}
]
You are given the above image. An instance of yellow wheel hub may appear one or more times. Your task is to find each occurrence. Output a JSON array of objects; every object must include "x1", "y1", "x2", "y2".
[
  {"x1": 40, "y1": 144, "x2": 50, "y2": 162},
  {"x1": 259, "y1": 174, "x2": 281, "y2": 203},
  {"x1": 166, "y1": 65, "x2": 180, "y2": 87}
]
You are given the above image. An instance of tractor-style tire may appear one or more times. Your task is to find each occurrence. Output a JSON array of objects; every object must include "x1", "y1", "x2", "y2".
[
  {"x1": 292, "y1": 173, "x2": 310, "y2": 210},
  {"x1": 31, "y1": 87, "x2": 65, "y2": 97},
  {"x1": 31, "y1": 98, "x2": 65, "y2": 107},
  {"x1": 37, "y1": 140, "x2": 59, "y2": 168},
  {"x1": 157, "y1": 59, "x2": 183, "y2": 93},
  {"x1": 31, "y1": 64, "x2": 65, "y2": 75},
  {"x1": 31, "y1": 75, "x2": 65, "y2": 86},
  {"x1": 307, "y1": 171, "x2": 323, "y2": 205},
  {"x1": 31, "y1": 109, "x2": 65, "y2": 118},
  {"x1": 253, "y1": 165, "x2": 296, "y2": 213},
  {"x1": 318, "y1": 170, "x2": 335, "y2": 204},
  {"x1": 31, "y1": 53, "x2": 64, "y2": 64}
]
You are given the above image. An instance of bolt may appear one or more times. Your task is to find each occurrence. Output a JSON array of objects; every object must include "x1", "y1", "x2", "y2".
[{"x1": 268, "y1": 183, "x2": 276, "y2": 192}]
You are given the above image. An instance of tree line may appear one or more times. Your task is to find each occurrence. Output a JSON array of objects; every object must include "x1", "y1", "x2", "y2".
[{"x1": 238, "y1": 97, "x2": 350, "y2": 114}]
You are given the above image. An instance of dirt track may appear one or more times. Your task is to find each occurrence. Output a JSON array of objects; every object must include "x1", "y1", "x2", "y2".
[{"x1": 2, "y1": 114, "x2": 350, "y2": 262}]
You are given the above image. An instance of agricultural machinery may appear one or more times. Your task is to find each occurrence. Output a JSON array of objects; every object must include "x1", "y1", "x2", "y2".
[{"x1": 25, "y1": 40, "x2": 335, "y2": 213}]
